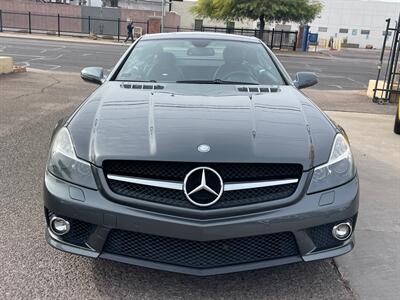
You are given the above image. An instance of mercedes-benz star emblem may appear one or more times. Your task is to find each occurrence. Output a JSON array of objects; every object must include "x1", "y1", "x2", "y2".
[
  {"x1": 197, "y1": 144, "x2": 211, "y2": 153},
  {"x1": 183, "y1": 167, "x2": 223, "y2": 207}
]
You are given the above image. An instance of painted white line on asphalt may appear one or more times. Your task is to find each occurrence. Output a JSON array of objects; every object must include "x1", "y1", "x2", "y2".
[
  {"x1": 328, "y1": 85, "x2": 343, "y2": 89},
  {"x1": 82, "y1": 53, "x2": 92, "y2": 57},
  {"x1": 30, "y1": 54, "x2": 64, "y2": 62},
  {"x1": 29, "y1": 62, "x2": 61, "y2": 70},
  {"x1": 47, "y1": 47, "x2": 66, "y2": 51},
  {"x1": 40, "y1": 49, "x2": 48, "y2": 54},
  {"x1": 318, "y1": 74, "x2": 346, "y2": 78},
  {"x1": 346, "y1": 77, "x2": 367, "y2": 88},
  {"x1": 3, "y1": 53, "x2": 44, "y2": 58}
]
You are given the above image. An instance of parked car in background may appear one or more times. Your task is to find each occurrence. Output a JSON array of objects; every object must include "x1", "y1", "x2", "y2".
[{"x1": 43, "y1": 32, "x2": 359, "y2": 276}]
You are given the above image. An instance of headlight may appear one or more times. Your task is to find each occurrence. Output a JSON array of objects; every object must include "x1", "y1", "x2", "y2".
[
  {"x1": 47, "y1": 127, "x2": 97, "y2": 189},
  {"x1": 308, "y1": 134, "x2": 355, "y2": 194}
]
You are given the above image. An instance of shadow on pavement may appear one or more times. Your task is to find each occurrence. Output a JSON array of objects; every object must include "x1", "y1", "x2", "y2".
[{"x1": 90, "y1": 258, "x2": 354, "y2": 299}]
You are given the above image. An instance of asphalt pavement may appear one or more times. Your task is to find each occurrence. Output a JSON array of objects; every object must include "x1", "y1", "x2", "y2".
[
  {"x1": 0, "y1": 71, "x2": 356, "y2": 299},
  {"x1": 0, "y1": 35, "x2": 382, "y2": 90},
  {"x1": 1, "y1": 69, "x2": 399, "y2": 299}
]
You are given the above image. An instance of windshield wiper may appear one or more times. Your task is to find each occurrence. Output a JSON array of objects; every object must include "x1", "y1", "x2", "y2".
[{"x1": 176, "y1": 79, "x2": 259, "y2": 85}]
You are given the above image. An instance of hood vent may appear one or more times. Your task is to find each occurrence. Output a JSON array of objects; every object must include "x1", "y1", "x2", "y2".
[
  {"x1": 121, "y1": 83, "x2": 165, "y2": 90},
  {"x1": 237, "y1": 86, "x2": 280, "y2": 93}
]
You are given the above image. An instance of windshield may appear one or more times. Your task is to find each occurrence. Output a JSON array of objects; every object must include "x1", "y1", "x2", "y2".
[{"x1": 115, "y1": 38, "x2": 286, "y2": 85}]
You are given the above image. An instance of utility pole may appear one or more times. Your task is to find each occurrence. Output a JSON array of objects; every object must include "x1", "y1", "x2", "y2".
[{"x1": 161, "y1": 0, "x2": 165, "y2": 33}]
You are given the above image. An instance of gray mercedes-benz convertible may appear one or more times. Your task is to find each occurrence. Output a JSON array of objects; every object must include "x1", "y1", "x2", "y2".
[{"x1": 44, "y1": 32, "x2": 359, "y2": 276}]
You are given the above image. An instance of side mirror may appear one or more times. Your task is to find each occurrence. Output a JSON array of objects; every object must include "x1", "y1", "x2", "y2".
[
  {"x1": 293, "y1": 72, "x2": 318, "y2": 89},
  {"x1": 81, "y1": 67, "x2": 105, "y2": 85}
]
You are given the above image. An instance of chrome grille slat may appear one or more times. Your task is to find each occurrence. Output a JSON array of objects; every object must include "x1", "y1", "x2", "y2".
[{"x1": 106, "y1": 174, "x2": 298, "y2": 191}]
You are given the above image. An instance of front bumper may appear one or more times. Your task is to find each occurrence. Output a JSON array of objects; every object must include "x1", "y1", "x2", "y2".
[{"x1": 44, "y1": 170, "x2": 359, "y2": 276}]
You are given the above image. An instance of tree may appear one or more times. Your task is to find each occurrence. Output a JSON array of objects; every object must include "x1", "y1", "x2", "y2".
[{"x1": 192, "y1": 0, "x2": 322, "y2": 39}]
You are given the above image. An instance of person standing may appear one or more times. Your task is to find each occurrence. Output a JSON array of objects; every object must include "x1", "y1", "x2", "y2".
[{"x1": 124, "y1": 21, "x2": 134, "y2": 43}]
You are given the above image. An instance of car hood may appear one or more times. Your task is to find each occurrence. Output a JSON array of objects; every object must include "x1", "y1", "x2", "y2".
[{"x1": 68, "y1": 83, "x2": 337, "y2": 170}]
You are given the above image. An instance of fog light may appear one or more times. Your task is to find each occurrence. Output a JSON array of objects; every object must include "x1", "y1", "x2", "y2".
[
  {"x1": 50, "y1": 216, "x2": 70, "y2": 236},
  {"x1": 332, "y1": 222, "x2": 352, "y2": 241}
]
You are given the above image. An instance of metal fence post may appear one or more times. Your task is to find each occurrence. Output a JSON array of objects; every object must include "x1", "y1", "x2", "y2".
[
  {"x1": 177, "y1": 25, "x2": 179, "y2": 32},
  {"x1": 279, "y1": 30, "x2": 284, "y2": 49},
  {"x1": 117, "y1": 18, "x2": 120, "y2": 41},
  {"x1": 57, "y1": 14, "x2": 60, "y2": 37},
  {"x1": 373, "y1": 18, "x2": 391, "y2": 102},
  {"x1": 270, "y1": 28, "x2": 274, "y2": 48},
  {"x1": 0, "y1": 10, "x2": 3, "y2": 32},
  {"x1": 293, "y1": 31, "x2": 298, "y2": 51},
  {"x1": 386, "y1": 15, "x2": 400, "y2": 100},
  {"x1": 28, "y1": 12, "x2": 31, "y2": 34},
  {"x1": 88, "y1": 16, "x2": 91, "y2": 34}
]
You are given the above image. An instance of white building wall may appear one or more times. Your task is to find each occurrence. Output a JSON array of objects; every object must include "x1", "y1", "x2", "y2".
[
  {"x1": 115, "y1": 0, "x2": 162, "y2": 11},
  {"x1": 77, "y1": 0, "x2": 162, "y2": 10},
  {"x1": 309, "y1": 0, "x2": 399, "y2": 48},
  {"x1": 171, "y1": 1, "x2": 255, "y2": 30}
]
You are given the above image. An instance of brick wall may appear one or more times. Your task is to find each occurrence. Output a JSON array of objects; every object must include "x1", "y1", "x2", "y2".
[
  {"x1": 0, "y1": 0, "x2": 82, "y2": 33},
  {"x1": 0, "y1": 0, "x2": 180, "y2": 36},
  {"x1": 120, "y1": 9, "x2": 180, "y2": 35}
]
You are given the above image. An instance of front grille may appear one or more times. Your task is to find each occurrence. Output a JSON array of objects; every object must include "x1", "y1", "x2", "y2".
[
  {"x1": 103, "y1": 161, "x2": 302, "y2": 182},
  {"x1": 103, "y1": 230, "x2": 299, "y2": 269},
  {"x1": 103, "y1": 161, "x2": 302, "y2": 209}
]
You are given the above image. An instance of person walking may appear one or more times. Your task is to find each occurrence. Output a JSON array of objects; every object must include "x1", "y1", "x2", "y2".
[{"x1": 124, "y1": 21, "x2": 134, "y2": 43}]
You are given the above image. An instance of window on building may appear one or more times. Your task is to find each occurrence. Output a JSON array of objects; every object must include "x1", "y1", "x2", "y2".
[
  {"x1": 339, "y1": 28, "x2": 348, "y2": 33},
  {"x1": 110, "y1": 0, "x2": 118, "y2": 7},
  {"x1": 361, "y1": 30, "x2": 370, "y2": 35},
  {"x1": 352, "y1": 29, "x2": 358, "y2": 35},
  {"x1": 318, "y1": 27, "x2": 328, "y2": 32},
  {"x1": 194, "y1": 19, "x2": 203, "y2": 31}
]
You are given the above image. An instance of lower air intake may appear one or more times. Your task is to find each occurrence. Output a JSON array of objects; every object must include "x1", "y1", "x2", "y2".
[{"x1": 103, "y1": 230, "x2": 299, "y2": 269}]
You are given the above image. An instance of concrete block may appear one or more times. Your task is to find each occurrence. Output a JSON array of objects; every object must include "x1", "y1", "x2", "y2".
[
  {"x1": 368, "y1": 79, "x2": 399, "y2": 103},
  {"x1": 0, "y1": 56, "x2": 13, "y2": 74}
]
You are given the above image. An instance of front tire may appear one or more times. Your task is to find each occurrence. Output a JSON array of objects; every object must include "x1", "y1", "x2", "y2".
[{"x1": 395, "y1": 100, "x2": 400, "y2": 135}]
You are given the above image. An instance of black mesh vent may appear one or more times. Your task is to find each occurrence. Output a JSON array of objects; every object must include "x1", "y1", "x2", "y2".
[
  {"x1": 103, "y1": 230, "x2": 299, "y2": 269},
  {"x1": 308, "y1": 216, "x2": 356, "y2": 252},
  {"x1": 107, "y1": 179, "x2": 298, "y2": 209},
  {"x1": 103, "y1": 161, "x2": 302, "y2": 182},
  {"x1": 47, "y1": 211, "x2": 95, "y2": 247}
]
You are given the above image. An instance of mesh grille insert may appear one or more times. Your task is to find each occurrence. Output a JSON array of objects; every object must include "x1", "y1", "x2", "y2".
[
  {"x1": 308, "y1": 216, "x2": 356, "y2": 251},
  {"x1": 108, "y1": 179, "x2": 298, "y2": 209},
  {"x1": 103, "y1": 230, "x2": 299, "y2": 269}
]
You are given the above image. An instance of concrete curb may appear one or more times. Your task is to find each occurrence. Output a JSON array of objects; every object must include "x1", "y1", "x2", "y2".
[{"x1": 0, "y1": 56, "x2": 13, "y2": 74}]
